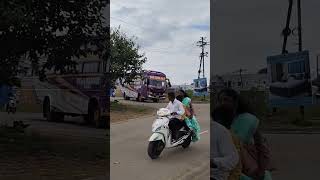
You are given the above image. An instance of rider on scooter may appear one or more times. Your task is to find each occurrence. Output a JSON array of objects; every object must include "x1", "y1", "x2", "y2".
[{"x1": 166, "y1": 92, "x2": 189, "y2": 141}]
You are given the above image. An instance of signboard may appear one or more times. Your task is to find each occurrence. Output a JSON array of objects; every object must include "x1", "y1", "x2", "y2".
[
  {"x1": 149, "y1": 76, "x2": 166, "y2": 81},
  {"x1": 193, "y1": 78, "x2": 208, "y2": 96},
  {"x1": 266, "y1": 50, "x2": 312, "y2": 107}
]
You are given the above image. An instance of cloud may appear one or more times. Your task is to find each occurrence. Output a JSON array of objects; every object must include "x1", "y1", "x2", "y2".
[
  {"x1": 110, "y1": 0, "x2": 210, "y2": 85},
  {"x1": 212, "y1": 0, "x2": 320, "y2": 78}
]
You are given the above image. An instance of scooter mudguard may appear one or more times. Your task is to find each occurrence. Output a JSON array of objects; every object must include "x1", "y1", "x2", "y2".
[{"x1": 149, "y1": 132, "x2": 165, "y2": 143}]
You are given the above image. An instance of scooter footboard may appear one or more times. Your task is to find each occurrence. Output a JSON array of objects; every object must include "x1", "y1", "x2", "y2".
[{"x1": 149, "y1": 132, "x2": 165, "y2": 142}]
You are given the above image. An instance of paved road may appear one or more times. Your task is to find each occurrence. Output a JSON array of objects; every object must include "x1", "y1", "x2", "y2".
[
  {"x1": 110, "y1": 102, "x2": 210, "y2": 180},
  {"x1": 266, "y1": 134, "x2": 320, "y2": 180}
]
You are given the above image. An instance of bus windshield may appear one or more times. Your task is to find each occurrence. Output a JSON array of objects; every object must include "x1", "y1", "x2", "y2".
[{"x1": 149, "y1": 79, "x2": 165, "y2": 87}]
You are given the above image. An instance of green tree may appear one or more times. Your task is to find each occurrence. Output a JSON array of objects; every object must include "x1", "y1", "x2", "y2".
[
  {"x1": 0, "y1": 0, "x2": 108, "y2": 85},
  {"x1": 109, "y1": 27, "x2": 147, "y2": 86}
]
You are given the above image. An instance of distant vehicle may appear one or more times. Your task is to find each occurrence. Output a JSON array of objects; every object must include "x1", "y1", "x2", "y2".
[
  {"x1": 32, "y1": 55, "x2": 109, "y2": 128},
  {"x1": 6, "y1": 93, "x2": 17, "y2": 114},
  {"x1": 119, "y1": 70, "x2": 171, "y2": 102}
]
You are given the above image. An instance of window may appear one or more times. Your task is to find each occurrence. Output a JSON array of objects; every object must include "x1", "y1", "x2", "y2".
[
  {"x1": 76, "y1": 77, "x2": 101, "y2": 89},
  {"x1": 83, "y1": 62, "x2": 99, "y2": 73},
  {"x1": 149, "y1": 80, "x2": 165, "y2": 87},
  {"x1": 228, "y1": 81, "x2": 231, "y2": 88},
  {"x1": 288, "y1": 61, "x2": 305, "y2": 74}
]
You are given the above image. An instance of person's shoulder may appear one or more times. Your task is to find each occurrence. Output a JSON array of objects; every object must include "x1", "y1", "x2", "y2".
[
  {"x1": 212, "y1": 121, "x2": 229, "y2": 134},
  {"x1": 236, "y1": 113, "x2": 259, "y2": 122},
  {"x1": 175, "y1": 99, "x2": 183, "y2": 104}
]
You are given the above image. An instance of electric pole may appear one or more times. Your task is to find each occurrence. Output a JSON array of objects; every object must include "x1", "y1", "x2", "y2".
[
  {"x1": 197, "y1": 37, "x2": 209, "y2": 78},
  {"x1": 281, "y1": 0, "x2": 303, "y2": 54},
  {"x1": 298, "y1": 0, "x2": 302, "y2": 52}
]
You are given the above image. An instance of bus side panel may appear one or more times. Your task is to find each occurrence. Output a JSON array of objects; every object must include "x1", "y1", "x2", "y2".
[{"x1": 33, "y1": 79, "x2": 88, "y2": 115}]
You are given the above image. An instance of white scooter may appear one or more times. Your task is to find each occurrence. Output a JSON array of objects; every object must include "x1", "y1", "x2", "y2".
[{"x1": 148, "y1": 108, "x2": 193, "y2": 159}]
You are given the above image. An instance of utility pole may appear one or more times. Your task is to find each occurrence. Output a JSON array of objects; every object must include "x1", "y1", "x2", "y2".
[
  {"x1": 197, "y1": 37, "x2": 209, "y2": 78},
  {"x1": 233, "y1": 69, "x2": 247, "y2": 89},
  {"x1": 317, "y1": 55, "x2": 319, "y2": 78},
  {"x1": 282, "y1": 0, "x2": 293, "y2": 54},
  {"x1": 298, "y1": 0, "x2": 302, "y2": 52}
]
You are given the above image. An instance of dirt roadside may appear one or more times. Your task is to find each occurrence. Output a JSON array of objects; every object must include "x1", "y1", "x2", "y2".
[{"x1": 0, "y1": 112, "x2": 108, "y2": 180}]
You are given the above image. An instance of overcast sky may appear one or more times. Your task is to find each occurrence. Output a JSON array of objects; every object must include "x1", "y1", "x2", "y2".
[
  {"x1": 212, "y1": 0, "x2": 320, "y2": 78},
  {"x1": 110, "y1": 0, "x2": 210, "y2": 85}
]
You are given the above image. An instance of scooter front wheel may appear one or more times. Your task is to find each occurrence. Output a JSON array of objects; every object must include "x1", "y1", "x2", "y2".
[{"x1": 148, "y1": 140, "x2": 165, "y2": 159}]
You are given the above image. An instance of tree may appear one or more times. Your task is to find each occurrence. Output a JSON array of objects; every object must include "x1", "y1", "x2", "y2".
[
  {"x1": 109, "y1": 27, "x2": 147, "y2": 86},
  {"x1": 258, "y1": 68, "x2": 267, "y2": 74},
  {"x1": 0, "y1": 0, "x2": 109, "y2": 85}
]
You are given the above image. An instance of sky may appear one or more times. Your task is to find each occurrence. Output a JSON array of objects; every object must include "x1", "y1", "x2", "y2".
[
  {"x1": 212, "y1": 0, "x2": 320, "y2": 79},
  {"x1": 110, "y1": 0, "x2": 210, "y2": 85}
]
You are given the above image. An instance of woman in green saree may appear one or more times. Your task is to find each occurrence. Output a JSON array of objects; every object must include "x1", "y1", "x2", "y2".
[
  {"x1": 177, "y1": 90, "x2": 201, "y2": 142},
  {"x1": 217, "y1": 89, "x2": 272, "y2": 180}
]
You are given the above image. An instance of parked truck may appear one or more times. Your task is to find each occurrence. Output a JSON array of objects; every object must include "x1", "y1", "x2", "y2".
[{"x1": 119, "y1": 70, "x2": 171, "y2": 102}]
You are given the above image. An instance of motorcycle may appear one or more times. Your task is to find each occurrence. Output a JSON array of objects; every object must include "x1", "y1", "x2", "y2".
[
  {"x1": 6, "y1": 96, "x2": 17, "y2": 114},
  {"x1": 147, "y1": 108, "x2": 193, "y2": 159}
]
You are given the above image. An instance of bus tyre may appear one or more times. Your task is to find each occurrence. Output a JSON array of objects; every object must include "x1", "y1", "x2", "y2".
[
  {"x1": 88, "y1": 99, "x2": 101, "y2": 128},
  {"x1": 43, "y1": 97, "x2": 50, "y2": 118},
  {"x1": 98, "y1": 116, "x2": 108, "y2": 129},
  {"x1": 123, "y1": 93, "x2": 130, "y2": 100},
  {"x1": 138, "y1": 95, "x2": 144, "y2": 102}
]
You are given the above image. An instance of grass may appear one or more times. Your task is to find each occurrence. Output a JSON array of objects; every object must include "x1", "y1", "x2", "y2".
[
  {"x1": 212, "y1": 89, "x2": 320, "y2": 128},
  {"x1": 110, "y1": 101, "x2": 155, "y2": 123},
  {"x1": 185, "y1": 89, "x2": 210, "y2": 103},
  {"x1": 110, "y1": 101, "x2": 152, "y2": 113},
  {"x1": 0, "y1": 127, "x2": 52, "y2": 155},
  {"x1": 0, "y1": 126, "x2": 108, "y2": 179},
  {"x1": 191, "y1": 96, "x2": 210, "y2": 103},
  {"x1": 0, "y1": 103, "x2": 42, "y2": 113}
]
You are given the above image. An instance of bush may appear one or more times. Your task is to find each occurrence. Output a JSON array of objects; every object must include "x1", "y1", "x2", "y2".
[{"x1": 186, "y1": 89, "x2": 194, "y2": 98}]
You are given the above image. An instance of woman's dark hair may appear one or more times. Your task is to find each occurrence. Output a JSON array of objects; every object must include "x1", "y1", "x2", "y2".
[
  {"x1": 179, "y1": 89, "x2": 189, "y2": 98},
  {"x1": 212, "y1": 105, "x2": 235, "y2": 129},
  {"x1": 236, "y1": 95, "x2": 254, "y2": 115},
  {"x1": 217, "y1": 88, "x2": 239, "y2": 102},
  {"x1": 217, "y1": 88, "x2": 254, "y2": 115}
]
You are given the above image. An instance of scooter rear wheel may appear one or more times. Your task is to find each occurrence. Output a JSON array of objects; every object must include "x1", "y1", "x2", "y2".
[
  {"x1": 148, "y1": 140, "x2": 165, "y2": 159},
  {"x1": 182, "y1": 134, "x2": 192, "y2": 148}
]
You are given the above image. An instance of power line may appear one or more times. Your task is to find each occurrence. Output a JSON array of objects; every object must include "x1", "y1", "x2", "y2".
[{"x1": 197, "y1": 36, "x2": 209, "y2": 78}]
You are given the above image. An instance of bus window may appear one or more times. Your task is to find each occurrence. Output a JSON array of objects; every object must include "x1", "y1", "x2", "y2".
[
  {"x1": 76, "y1": 63, "x2": 83, "y2": 73},
  {"x1": 83, "y1": 62, "x2": 99, "y2": 73}
]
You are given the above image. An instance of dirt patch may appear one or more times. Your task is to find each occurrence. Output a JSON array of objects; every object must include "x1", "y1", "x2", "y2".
[
  {"x1": 110, "y1": 102, "x2": 155, "y2": 123},
  {"x1": 0, "y1": 127, "x2": 108, "y2": 180}
]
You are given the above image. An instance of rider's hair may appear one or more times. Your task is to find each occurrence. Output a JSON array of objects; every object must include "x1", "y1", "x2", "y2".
[
  {"x1": 168, "y1": 92, "x2": 175, "y2": 98},
  {"x1": 217, "y1": 88, "x2": 239, "y2": 102},
  {"x1": 179, "y1": 89, "x2": 189, "y2": 98},
  {"x1": 212, "y1": 105, "x2": 235, "y2": 129},
  {"x1": 217, "y1": 88, "x2": 254, "y2": 115}
]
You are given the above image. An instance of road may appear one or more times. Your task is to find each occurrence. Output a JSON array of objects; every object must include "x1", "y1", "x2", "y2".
[
  {"x1": 110, "y1": 101, "x2": 210, "y2": 180},
  {"x1": 3, "y1": 100, "x2": 320, "y2": 179},
  {"x1": 266, "y1": 134, "x2": 320, "y2": 180}
]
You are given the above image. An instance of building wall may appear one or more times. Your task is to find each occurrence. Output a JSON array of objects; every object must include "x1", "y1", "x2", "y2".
[{"x1": 211, "y1": 73, "x2": 267, "y2": 91}]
